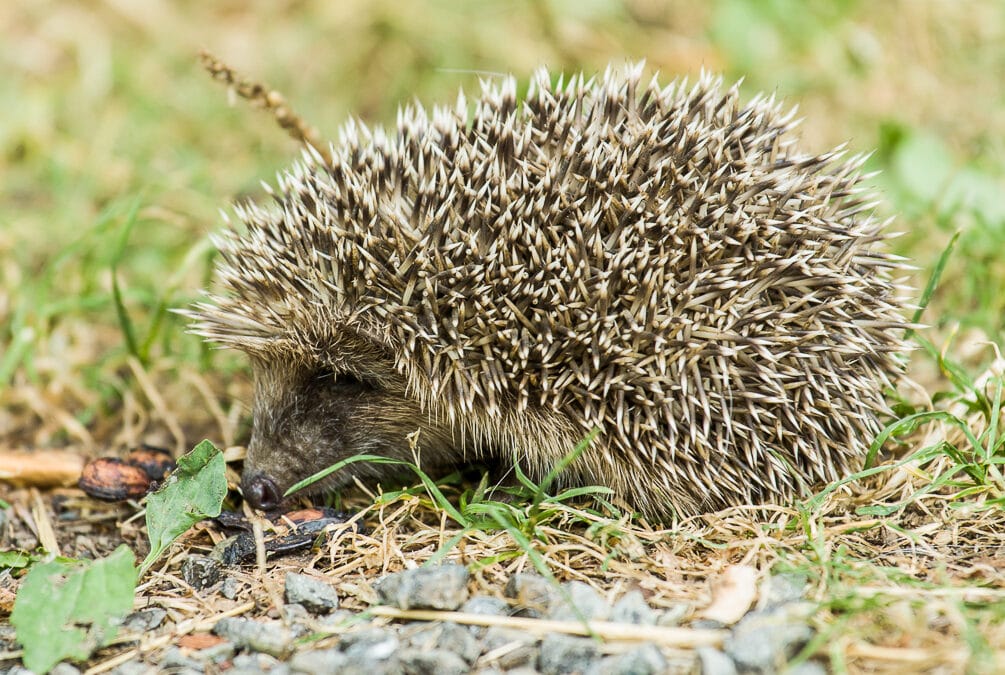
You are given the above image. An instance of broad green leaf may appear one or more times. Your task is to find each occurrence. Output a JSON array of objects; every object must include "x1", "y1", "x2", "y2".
[
  {"x1": 141, "y1": 439, "x2": 227, "y2": 575},
  {"x1": 11, "y1": 545, "x2": 136, "y2": 674}
]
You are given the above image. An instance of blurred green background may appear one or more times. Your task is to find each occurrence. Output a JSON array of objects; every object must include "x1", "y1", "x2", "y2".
[{"x1": 1, "y1": 0, "x2": 1003, "y2": 449}]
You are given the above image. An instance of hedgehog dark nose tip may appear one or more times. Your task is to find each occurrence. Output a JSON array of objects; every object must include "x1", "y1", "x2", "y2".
[{"x1": 243, "y1": 472, "x2": 282, "y2": 511}]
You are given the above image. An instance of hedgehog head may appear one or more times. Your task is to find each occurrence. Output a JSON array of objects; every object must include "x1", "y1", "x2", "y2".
[{"x1": 188, "y1": 64, "x2": 910, "y2": 518}]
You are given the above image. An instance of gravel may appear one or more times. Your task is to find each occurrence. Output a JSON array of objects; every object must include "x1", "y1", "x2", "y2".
[
  {"x1": 503, "y1": 573, "x2": 554, "y2": 617},
  {"x1": 374, "y1": 563, "x2": 470, "y2": 610},
  {"x1": 545, "y1": 580, "x2": 609, "y2": 622},
  {"x1": 723, "y1": 606, "x2": 815, "y2": 673},
  {"x1": 609, "y1": 589, "x2": 658, "y2": 625},
  {"x1": 4, "y1": 565, "x2": 819, "y2": 673},
  {"x1": 537, "y1": 633, "x2": 600, "y2": 674},
  {"x1": 586, "y1": 643, "x2": 669, "y2": 675},
  {"x1": 212, "y1": 616, "x2": 295, "y2": 659},
  {"x1": 285, "y1": 571, "x2": 340, "y2": 613}
]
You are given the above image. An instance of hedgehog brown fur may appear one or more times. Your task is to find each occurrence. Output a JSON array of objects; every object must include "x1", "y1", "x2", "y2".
[{"x1": 188, "y1": 64, "x2": 911, "y2": 519}]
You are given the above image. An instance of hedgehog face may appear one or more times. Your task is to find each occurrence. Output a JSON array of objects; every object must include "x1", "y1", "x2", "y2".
[{"x1": 240, "y1": 357, "x2": 458, "y2": 510}]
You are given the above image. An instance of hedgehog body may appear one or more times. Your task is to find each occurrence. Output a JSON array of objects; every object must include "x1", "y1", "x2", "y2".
[{"x1": 190, "y1": 65, "x2": 910, "y2": 519}]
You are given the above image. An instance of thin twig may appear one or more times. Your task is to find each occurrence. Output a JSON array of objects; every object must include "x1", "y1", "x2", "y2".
[
  {"x1": 199, "y1": 49, "x2": 332, "y2": 166},
  {"x1": 366, "y1": 606, "x2": 727, "y2": 648}
]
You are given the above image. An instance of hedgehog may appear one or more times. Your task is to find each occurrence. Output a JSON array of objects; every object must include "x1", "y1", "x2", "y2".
[{"x1": 187, "y1": 64, "x2": 911, "y2": 520}]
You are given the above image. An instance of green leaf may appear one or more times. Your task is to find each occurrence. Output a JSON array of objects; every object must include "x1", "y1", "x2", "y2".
[
  {"x1": 11, "y1": 545, "x2": 136, "y2": 674},
  {"x1": 140, "y1": 439, "x2": 227, "y2": 575},
  {"x1": 0, "y1": 550, "x2": 39, "y2": 570}
]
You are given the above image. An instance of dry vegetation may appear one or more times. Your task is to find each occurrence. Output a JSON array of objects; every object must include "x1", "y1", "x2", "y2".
[{"x1": 2, "y1": 1, "x2": 1005, "y2": 672}]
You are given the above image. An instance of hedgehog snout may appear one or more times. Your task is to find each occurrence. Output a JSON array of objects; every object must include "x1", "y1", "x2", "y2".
[{"x1": 242, "y1": 471, "x2": 283, "y2": 511}]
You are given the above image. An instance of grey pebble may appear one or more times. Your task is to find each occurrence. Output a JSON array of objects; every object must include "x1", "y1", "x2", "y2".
[
  {"x1": 547, "y1": 581, "x2": 609, "y2": 622},
  {"x1": 212, "y1": 616, "x2": 294, "y2": 658},
  {"x1": 374, "y1": 563, "x2": 470, "y2": 610},
  {"x1": 108, "y1": 661, "x2": 156, "y2": 675},
  {"x1": 49, "y1": 665, "x2": 82, "y2": 675},
  {"x1": 122, "y1": 608, "x2": 167, "y2": 633},
  {"x1": 181, "y1": 554, "x2": 222, "y2": 591},
  {"x1": 697, "y1": 647, "x2": 738, "y2": 675},
  {"x1": 585, "y1": 643, "x2": 668, "y2": 675},
  {"x1": 281, "y1": 602, "x2": 310, "y2": 625},
  {"x1": 191, "y1": 639, "x2": 236, "y2": 664},
  {"x1": 460, "y1": 595, "x2": 511, "y2": 616},
  {"x1": 340, "y1": 627, "x2": 402, "y2": 661},
  {"x1": 289, "y1": 648, "x2": 349, "y2": 674},
  {"x1": 160, "y1": 646, "x2": 204, "y2": 670},
  {"x1": 402, "y1": 621, "x2": 480, "y2": 664},
  {"x1": 762, "y1": 573, "x2": 809, "y2": 609},
  {"x1": 537, "y1": 633, "x2": 600, "y2": 675},
  {"x1": 504, "y1": 573, "x2": 554, "y2": 617},
  {"x1": 723, "y1": 609, "x2": 814, "y2": 673},
  {"x1": 230, "y1": 652, "x2": 290, "y2": 674},
  {"x1": 609, "y1": 589, "x2": 657, "y2": 625},
  {"x1": 479, "y1": 626, "x2": 540, "y2": 670},
  {"x1": 221, "y1": 575, "x2": 241, "y2": 600},
  {"x1": 398, "y1": 648, "x2": 470, "y2": 675},
  {"x1": 285, "y1": 572, "x2": 340, "y2": 614}
]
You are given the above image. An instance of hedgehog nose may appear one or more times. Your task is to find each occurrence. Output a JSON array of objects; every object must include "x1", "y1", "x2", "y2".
[{"x1": 243, "y1": 472, "x2": 282, "y2": 511}]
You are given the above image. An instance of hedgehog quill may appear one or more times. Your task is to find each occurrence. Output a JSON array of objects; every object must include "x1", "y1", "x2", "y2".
[{"x1": 188, "y1": 64, "x2": 911, "y2": 520}]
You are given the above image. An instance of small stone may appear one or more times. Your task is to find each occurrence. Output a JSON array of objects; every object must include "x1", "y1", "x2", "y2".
[
  {"x1": 340, "y1": 627, "x2": 401, "y2": 661},
  {"x1": 181, "y1": 555, "x2": 222, "y2": 591},
  {"x1": 504, "y1": 573, "x2": 554, "y2": 617},
  {"x1": 231, "y1": 651, "x2": 289, "y2": 674},
  {"x1": 282, "y1": 602, "x2": 310, "y2": 623},
  {"x1": 50, "y1": 664, "x2": 82, "y2": 675},
  {"x1": 697, "y1": 647, "x2": 738, "y2": 675},
  {"x1": 109, "y1": 662, "x2": 155, "y2": 675},
  {"x1": 537, "y1": 633, "x2": 601, "y2": 675},
  {"x1": 339, "y1": 630, "x2": 406, "y2": 670},
  {"x1": 402, "y1": 621, "x2": 480, "y2": 664},
  {"x1": 212, "y1": 616, "x2": 294, "y2": 658},
  {"x1": 122, "y1": 607, "x2": 168, "y2": 633},
  {"x1": 460, "y1": 595, "x2": 510, "y2": 616},
  {"x1": 762, "y1": 573, "x2": 809, "y2": 608},
  {"x1": 609, "y1": 590, "x2": 657, "y2": 625},
  {"x1": 192, "y1": 639, "x2": 236, "y2": 664},
  {"x1": 586, "y1": 643, "x2": 668, "y2": 675},
  {"x1": 398, "y1": 648, "x2": 469, "y2": 675},
  {"x1": 373, "y1": 563, "x2": 469, "y2": 610},
  {"x1": 289, "y1": 648, "x2": 349, "y2": 673},
  {"x1": 547, "y1": 581, "x2": 608, "y2": 622},
  {"x1": 723, "y1": 609, "x2": 814, "y2": 673},
  {"x1": 160, "y1": 646, "x2": 203, "y2": 670},
  {"x1": 5, "y1": 667, "x2": 37, "y2": 675},
  {"x1": 285, "y1": 572, "x2": 340, "y2": 614},
  {"x1": 221, "y1": 576, "x2": 241, "y2": 600},
  {"x1": 479, "y1": 626, "x2": 539, "y2": 670}
]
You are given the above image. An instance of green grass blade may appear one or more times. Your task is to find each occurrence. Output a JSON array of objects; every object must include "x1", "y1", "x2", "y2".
[{"x1": 905, "y1": 230, "x2": 959, "y2": 342}]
